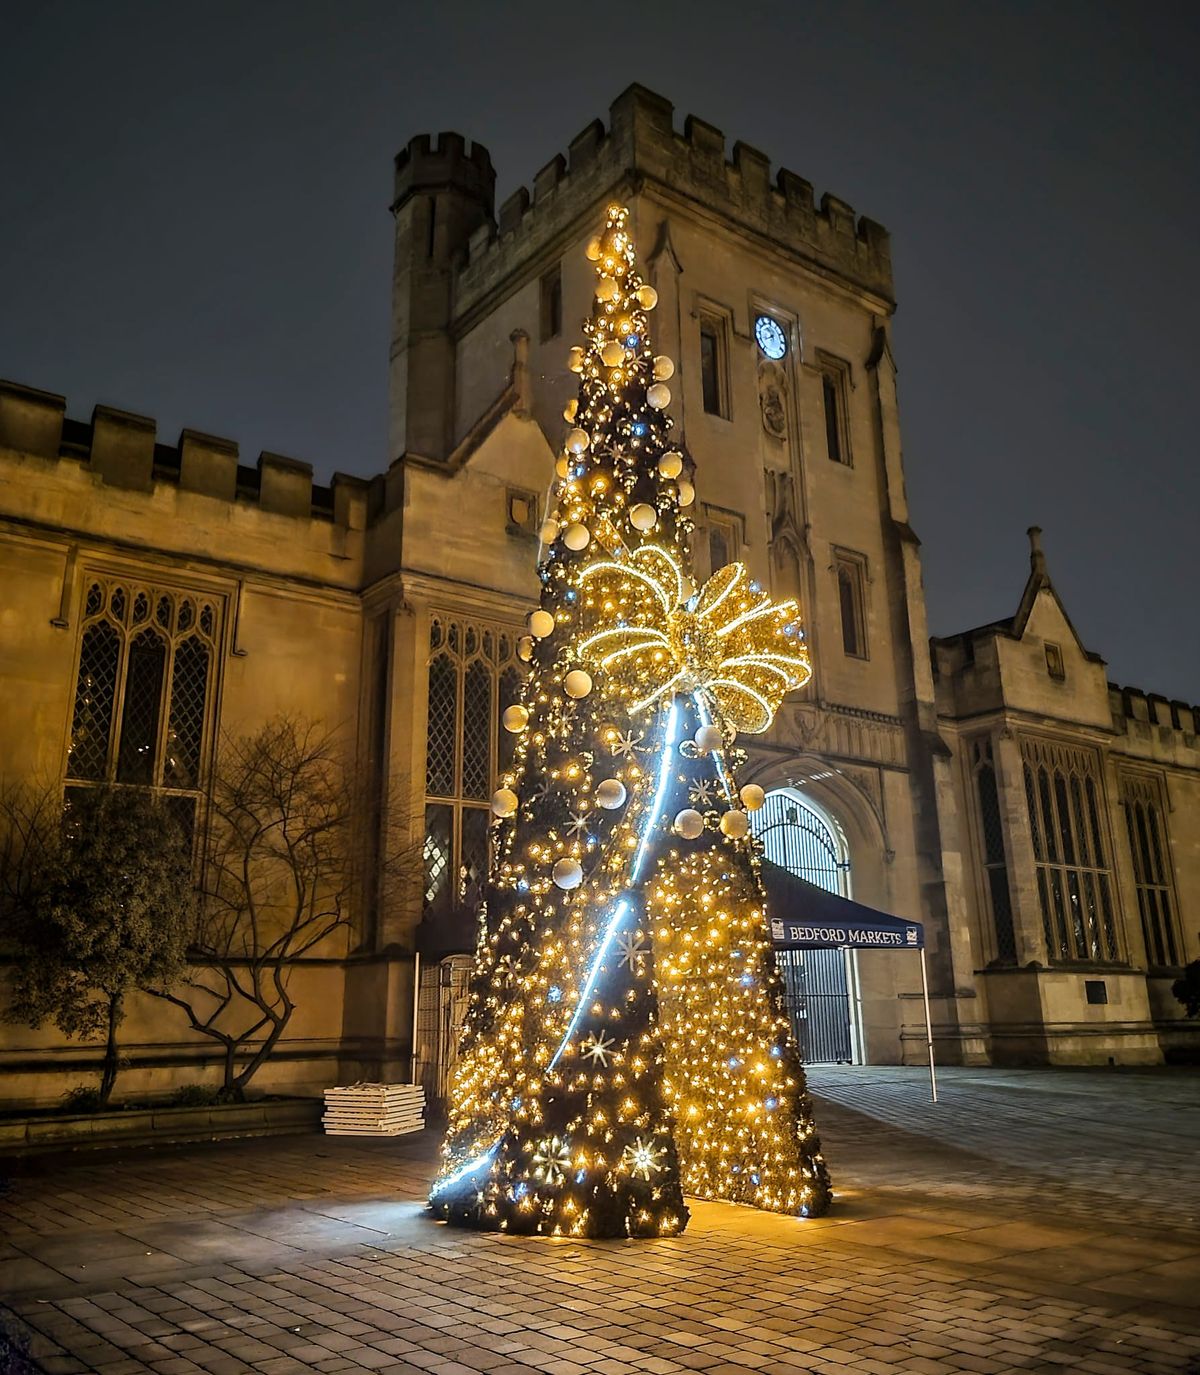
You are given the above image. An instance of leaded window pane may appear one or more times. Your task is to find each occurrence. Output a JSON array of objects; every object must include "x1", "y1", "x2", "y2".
[
  {"x1": 425, "y1": 653, "x2": 458, "y2": 797},
  {"x1": 117, "y1": 629, "x2": 167, "y2": 784},
  {"x1": 164, "y1": 636, "x2": 210, "y2": 788},
  {"x1": 461, "y1": 660, "x2": 492, "y2": 800},
  {"x1": 68, "y1": 621, "x2": 120, "y2": 780},
  {"x1": 975, "y1": 755, "x2": 1015, "y2": 964},
  {"x1": 423, "y1": 803, "x2": 453, "y2": 912},
  {"x1": 459, "y1": 807, "x2": 490, "y2": 911},
  {"x1": 1022, "y1": 738, "x2": 1122, "y2": 964}
]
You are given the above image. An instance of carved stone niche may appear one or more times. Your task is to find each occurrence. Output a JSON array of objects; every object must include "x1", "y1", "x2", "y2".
[{"x1": 758, "y1": 359, "x2": 788, "y2": 441}]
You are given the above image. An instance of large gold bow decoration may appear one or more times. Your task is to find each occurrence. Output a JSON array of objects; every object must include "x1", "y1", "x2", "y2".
[{"x1": 576, "y1": 547, "x2": 811, "y2": 733}]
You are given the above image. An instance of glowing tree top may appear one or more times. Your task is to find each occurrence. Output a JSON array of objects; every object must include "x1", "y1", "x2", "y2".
[{"x1": 429, "y1": 205, "x2": 831, "y2": 1238}]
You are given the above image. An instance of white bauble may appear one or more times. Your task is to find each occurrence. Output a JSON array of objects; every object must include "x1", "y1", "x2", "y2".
[
  {"x1": 695, "y1": 724, "x2": 724, "y2": 754},
  {"x1": 516, "y1": 635, "x2": 534, "y2": 662},
  {"x1": 673, "y1": 808, "x2": 705, "y2": 840},
  {"x1": 594, "y1": 778, "x2": 627, "y2": 810},
  {"x1": 568, "y1": 346, "x2": 585, "y2": 373},
  {"x1": 596, "y1": 277, "x2": 619, "y2": 303},
  {"x1": 635, "y1": 285, "x2": 658, "y2": 310},
  {"x1": 528, "y1": 609, "x2": 555, "y2": 638},
  {"x1": 563, "y1": 669, "x2": 593, "y2": 699},
  {"x1": 502, "y1": 705, "x2": 529, "y2": 733},
  {"x1": 658, "y1": 451, "x2": 683, "y2": 479},
  {"x1": 552, "y1": 858, "x2": 584, "y2": 890},
  {"x1": 539, "y1": 517, "x2": 561, "y2": 544},
  {"x1": 586, "y1": 237, "x2": 602, "y2": 261},
  {"x1": 719, "y1": 809, "x2": 750, "y2": 839},
  {"x1": 491, "y1": 788, "x2": 519, "y2": 818},
  {"x1": 653, "y1": 355, "x2": 675, "y2": 380},
  {"x1": 646, "y1": 383, "x2": 671, "y2": 410},
  {"x1": 740, "y1": 783, "x2": 766, "y2": 812},
  {"x1": 601, "y1": 340, "x2": 625, "y2": 368},
  {"x1": 563, "y1": 522, "x2": 591, "y2": 551},
  {"x1": 677, "y1": 478, "x2": 696, "y2": 507},
  {"x1": 566, "y1": 427, "x2": 590, "y2": 454},
  {"x1": 629, "y1": 503, "x2": 658, "y2": 532}
]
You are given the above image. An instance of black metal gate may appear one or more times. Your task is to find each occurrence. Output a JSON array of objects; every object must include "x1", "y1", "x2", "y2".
[{"x1": 751, "y1": 790, "x2": 856, "y2": 1064}]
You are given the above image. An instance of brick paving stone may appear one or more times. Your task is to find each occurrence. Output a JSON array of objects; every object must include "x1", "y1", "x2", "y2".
[{"x1": 3, "y1": 1069, "x2": 1200, "y2": 1375}]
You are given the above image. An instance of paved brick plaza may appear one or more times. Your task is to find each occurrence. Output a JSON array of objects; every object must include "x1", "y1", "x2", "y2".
[{"x1": 2, "y1": 1067, "x2": 1198, "y2": 1375}]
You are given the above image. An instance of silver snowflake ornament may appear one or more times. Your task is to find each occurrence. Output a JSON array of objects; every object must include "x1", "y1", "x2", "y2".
[
  {"x1": 623, "y1": 1136, "x2": 664, "y2": 1181},
  {"x1": 580, "y1": 1031, "x2": 615, "y2": 1067},
  {"x1": 617, "y1": 930, "x2": 648, "y2": 971},
  {"x1": 689, "y1": 778, "x2": 718, "y2": 808},
  {"x1": 609, "y1": 730, "x2": 645, "y2": 759}
]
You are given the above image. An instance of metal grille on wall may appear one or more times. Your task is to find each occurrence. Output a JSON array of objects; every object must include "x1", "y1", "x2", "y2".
[
  {"x1": 1020, "y1": 737, "x2": 1121, "y2": 963},
  {"x1": 66, "y1": 576, "x2": 220, "y2": 850},
  {"x1": 423, "y1": 615, "x2": 524, "y2": 918},
  {"x1": 750, "y1": 788, "x2": 855, "y2": 1064}
]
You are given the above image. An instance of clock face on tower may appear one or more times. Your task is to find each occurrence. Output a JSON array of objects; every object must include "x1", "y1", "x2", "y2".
[{"x1": 754, "y1": 315, "x2": 788, "y2": 360}]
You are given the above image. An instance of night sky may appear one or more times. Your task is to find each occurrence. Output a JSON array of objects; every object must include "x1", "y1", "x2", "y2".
[{"x1": 3, "y1": 2, "x2": 1197, "y2": 700}]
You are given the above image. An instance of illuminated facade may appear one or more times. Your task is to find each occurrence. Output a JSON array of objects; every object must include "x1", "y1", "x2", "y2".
[{"x1": 0, "y1": 86, "x2": 1197, "y2": 1108}]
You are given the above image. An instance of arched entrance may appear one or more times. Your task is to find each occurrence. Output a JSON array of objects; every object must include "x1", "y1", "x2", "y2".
[{"x1": 751, "y1": 788, "x2": 861, "y2": 1064}]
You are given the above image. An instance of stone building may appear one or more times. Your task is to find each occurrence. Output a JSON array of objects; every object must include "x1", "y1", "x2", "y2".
[{"x1": 0, "y1": 85, "x2": 1195, "y2": 1107}]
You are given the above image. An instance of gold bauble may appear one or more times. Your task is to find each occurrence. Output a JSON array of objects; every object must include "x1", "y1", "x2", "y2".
[
  {"x1": 540, "y1": 517, "x2": 561, "y2": 543},
  {"x1": 563, "y1": 398, "x2": 578, "y2": 422},
  {"x1": 491, "y1": 788, "x2": 519, "y2": 818},
  {"x1": 596, "y1": 277, "x2": 619, "y2": 303},
  {"x1": 502, "y1": 705, "x2": 529, "y2": 733},
  {"x1": 719, "y1": 809, "x2": 750, "y2": 839},
  {"x1": 552, "y1": 858, "x2": 584, "y2": 889},
  {"x1": 601, "y1": 340, "x2": 625, "y2": 368},
  {"x1": 635, "y1": 285, "x2": 658, "y2": 310},
  {"x1": 652, "y1": 355, "x2": 675, "y2": 380},
  {"x1": 594, "y1": 778, "x2": 627, "y2": 809},
  {"x1": 567, "y1": 346, "x2": 585, "y2": 373},
  {"x1": 739, "y1": 783, "x2": 766, "y2": 811},
  {"x1": 517, "y1": 635, "x2": 535, "y2": 662},
  {"x1": 673, "y1": 808, "x2": 705, "y2": 840},
  {"x1": 563, "y1": 522, "x2": 591, "y2": 551},
  {"x1": 585, "y1": 237, "x2": 602, "y2": 261},
  {"x1": 646, "y1": 382, "x2": 671, "y2": 410},
  {"x1": 658, "y1": 451, "x2": 683, "y2": 479},
  {"x1": 564, "y1": 668, "x2": 593, "y2": 699},
  {"x1": 566, "y1": 427, "x2": 590, "y2": 454},
  {"x1": 677, "y1": 478, "x2": 695, "y2": 507},
  {"x1": 528, "y1": 609, "x2": 555, "y2": 638},
  {"x1": 629, "y1": 503, "x2": 658, "y2": 532},
  {"x1": 694, "y1": 724, "x2": 724, "y2": 754}
]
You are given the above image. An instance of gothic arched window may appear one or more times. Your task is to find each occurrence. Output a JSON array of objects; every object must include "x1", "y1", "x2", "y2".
[
  {"x1": 67, "y1": 577, "x2": 221, "y2": 851},
  {"x1": 423, "y1": 614, "x2": 526, "y2": 916}
]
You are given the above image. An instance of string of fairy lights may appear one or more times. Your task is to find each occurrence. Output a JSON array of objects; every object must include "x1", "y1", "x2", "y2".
[{"x1": 429, "y1": 204, "x2": 832, "y2": 1237}]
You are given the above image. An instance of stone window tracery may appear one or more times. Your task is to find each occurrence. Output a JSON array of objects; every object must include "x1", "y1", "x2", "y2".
[
  {"x1": 67, "y1": 576, "x2": 221, "y2": 849},
  {"x1": 1021, "y1": 737, "x2": 1120, "y2": 964},
  {"x1": 423, "y1": 614, "x2": 524, "y2": 916}
]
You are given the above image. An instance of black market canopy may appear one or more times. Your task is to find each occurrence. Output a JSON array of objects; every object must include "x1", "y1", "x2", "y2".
[
  {"x1": 759, "y1": 859, "x2": 937, "y2": 1101},
  {"x1": 759, "y1": 861, "x2": 924, "y2": 950}
]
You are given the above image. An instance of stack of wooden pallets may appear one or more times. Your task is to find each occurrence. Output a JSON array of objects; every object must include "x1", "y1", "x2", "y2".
[{"x1": 322, "y1": 1082, "x2": 425, "y2": 1137}]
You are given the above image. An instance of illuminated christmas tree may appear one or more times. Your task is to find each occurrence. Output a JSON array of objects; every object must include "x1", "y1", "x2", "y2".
[{"x1": 429, "y1": 205, "x2": 832, "y2": 1237}]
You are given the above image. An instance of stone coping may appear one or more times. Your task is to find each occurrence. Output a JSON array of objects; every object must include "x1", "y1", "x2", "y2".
[{"x1": 0, "y1": 1097, "x2": 321, "y2": 1156}]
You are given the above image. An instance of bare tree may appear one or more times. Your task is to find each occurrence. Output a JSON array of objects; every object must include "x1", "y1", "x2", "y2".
[{"x1": 149, "y1": 716, "x2": 415, "y2": 1098}]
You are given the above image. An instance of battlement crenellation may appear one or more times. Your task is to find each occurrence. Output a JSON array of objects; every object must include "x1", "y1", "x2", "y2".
[
  {"x1": 429, "y1": 83, "x2": 892, "y2": 314},
  {"x1": 0, "y1": 378, "x2": 367, "y2": 528}
]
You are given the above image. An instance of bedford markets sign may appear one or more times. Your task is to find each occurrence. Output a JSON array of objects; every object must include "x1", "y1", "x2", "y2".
[{"x1": 769, "y1": 918, "x2": 924, "y2": 951}]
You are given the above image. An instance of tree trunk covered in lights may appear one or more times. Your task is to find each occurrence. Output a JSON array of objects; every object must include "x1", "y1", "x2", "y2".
[{"x1": 429, "y1": 205, "x2": 832, "y2": 1238}]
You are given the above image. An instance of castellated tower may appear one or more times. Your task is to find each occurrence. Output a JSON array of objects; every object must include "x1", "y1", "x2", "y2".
[{"x1": 389, "y1": 132, "x2": 496, "y2": 464}]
